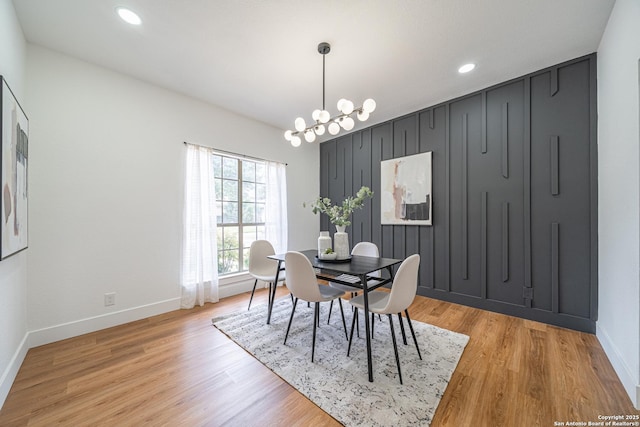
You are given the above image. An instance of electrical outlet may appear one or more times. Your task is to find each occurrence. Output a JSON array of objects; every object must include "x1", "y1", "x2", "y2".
[{"x1": 104, "y1": 292, "x2": 116, "y2": 306}]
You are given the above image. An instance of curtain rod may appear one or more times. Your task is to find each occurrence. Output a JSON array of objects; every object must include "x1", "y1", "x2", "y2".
[{"x1": 183, "y1": 141, "x2": 287, "y2": 165}]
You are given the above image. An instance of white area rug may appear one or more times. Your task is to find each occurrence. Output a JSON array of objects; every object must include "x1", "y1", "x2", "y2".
[{"x1": 212, "y1": 297, "x2": 469, "y2": 427}]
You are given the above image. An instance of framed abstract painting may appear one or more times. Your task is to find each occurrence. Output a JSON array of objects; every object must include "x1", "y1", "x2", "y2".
[
  {"x1": 1, "y1": 76, "x2": 29, "y2": 259},
  {"x1": 380, "y1": 151, "x2": 432, "y2": 225}
]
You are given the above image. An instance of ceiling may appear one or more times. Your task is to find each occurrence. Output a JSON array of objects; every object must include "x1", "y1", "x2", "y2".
[{"x1": 13, "y1": 0, "x2": 615, "y2": 140}]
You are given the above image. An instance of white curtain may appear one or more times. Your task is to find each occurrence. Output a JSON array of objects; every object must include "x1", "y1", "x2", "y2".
[
  {"x1": 181, "y1": 144, "x2": 219, "y2": 308},
  {"x1": 265, "y1": 161, "x2": 288, "y2": 254}
]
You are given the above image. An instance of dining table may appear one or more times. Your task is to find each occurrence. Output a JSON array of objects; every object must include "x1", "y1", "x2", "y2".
[{"x1": 267, "y1": 249, "x2": 403, "y2": 382}]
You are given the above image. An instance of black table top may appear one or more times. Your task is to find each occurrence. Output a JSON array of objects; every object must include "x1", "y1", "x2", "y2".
[{"x1": 269, "y1": 249, "x2": 402, "y2": 276}]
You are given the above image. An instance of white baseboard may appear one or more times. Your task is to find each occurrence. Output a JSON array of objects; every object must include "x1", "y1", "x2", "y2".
[
  {"x1": 596, "y1": 323, "x2": 640, "y2": 409},
  {"x1": 0, "y1": 333, "x2": 29, "y2": 410},
  {"x1": 27, "y1": 298, "x2": 181, "y2": 348}
]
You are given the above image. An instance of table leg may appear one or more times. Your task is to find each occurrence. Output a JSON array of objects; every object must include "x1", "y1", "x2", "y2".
[
  {"x1": 266, "y1": 260, "x2": 282, "y2": 324},
  {"x1": 362, "y1": 273, "x2": 374, "y2": 382}
]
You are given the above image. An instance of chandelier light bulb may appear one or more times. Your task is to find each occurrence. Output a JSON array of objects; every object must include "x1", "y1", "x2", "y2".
[
  {"x1": 357, "y1": 110, "x2": 370, "y2": 121},
  {"x1": 336, "y1": 98, "x2": 346, "y2": 112},
  {"x1": 284, "y1": 130, "x2": 293, "y2": 141},
  {"x1": 340, "y1": 99, "x2": 354, "y2": 115},
  {"x1": 295, "y1": 117, "x2": 306, "y2": 132},
  {"x1": 314, "y1": 124, "x2": 326, "y2": 135},
  {"x1": 291, "y1": 135, "x2": 302, "y2": 147},
  {"x1": 342, "y1": 116, "x2": 355, "y2": 130},
  {"x1": 312, "y1": 109, "x2": 321, "y2": 121},
  {"x1": 305, "y1": 130, "x2": 316, "y2": 143},
  {"x1": 363, "y1": 98, "x2": 376, "y2": 113},
  {"x1": 328, "y1": 122, "x2": 340, "y2": 135},
  {"x1": 319, "y1": 110, "x2": 330, "y2": 124}
]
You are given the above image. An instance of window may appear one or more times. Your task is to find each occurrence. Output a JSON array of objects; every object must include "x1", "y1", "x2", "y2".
[{"x1": 213, "y1": 153, "x2": 267, "y2": 275}]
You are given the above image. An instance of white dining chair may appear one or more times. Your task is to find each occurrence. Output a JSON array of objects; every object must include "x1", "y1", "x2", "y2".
[
  {"x1": 327, "y1": 242, "x2": 383, "y2": 328},
  {"x1": 247, "y1": 240, "x2": 286, "y2": 310},
  {"x1": 283, "y1": 251, "x2": 348, "y2": 362},
  {"x1": 346, "y1": 254, "x2": 422, "y2": 384}
]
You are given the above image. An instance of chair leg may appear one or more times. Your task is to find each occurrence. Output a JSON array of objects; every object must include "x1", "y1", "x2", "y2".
[
  {"x1": 347, "y1": 307, "x2": 358, "y2": 357},
  {"x1": 312, "y1": 302, "x2": 319, "y2": 362},
  {"x1": 356, "y1": 309, "x2": 360, "y2": 338},
  {"x1": 388, "y1": 314, "x2": 403, "y2": 385},
  {"x1": 248, "y1": 279, "x2": 258, "y2": 310},
  {"x1": 327, "y1": 300, "x2": 333, "y2": 324},
  {"x1": 283, "y1": 298, "x2": 299, "y2": 345},
  {"x1": 398, "y1": 313, "x2": 408, "y2": 345},
  {"x1": 338, "y1": 298, "x2": 348, "y2": 340},
  {"x1": 290, "y1": 293, "x2": 294, "y2": 304},
  {"x1": 405, "y1": 309, "x2": 422, "y2": 360},
  {"x1": 268, "y1": 282, "x2": 273, "y2": 308}
]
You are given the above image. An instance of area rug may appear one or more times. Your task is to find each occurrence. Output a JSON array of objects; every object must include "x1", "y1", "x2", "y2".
[{"x1": 212, "y1": 297, "x2": 469, "y2": 427}]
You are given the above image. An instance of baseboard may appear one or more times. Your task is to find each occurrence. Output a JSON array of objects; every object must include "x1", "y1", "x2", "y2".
[
  {"x1": 596, "y1": 322, "x2": 640, "y2": 409},
  {"x1": 0, "y1": 333, "x2": 29, "y2": 410},
  {"x1": 218, "y1": 274, "x2": 285, "y2": 299},
  {"x1": 27, "y1": 298, "x2": 181, "y2": 348}
]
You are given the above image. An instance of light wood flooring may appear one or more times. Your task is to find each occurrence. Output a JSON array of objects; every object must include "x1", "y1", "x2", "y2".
[{"x1": 0, "y1": 286, "x2": 637, "y2": 426}]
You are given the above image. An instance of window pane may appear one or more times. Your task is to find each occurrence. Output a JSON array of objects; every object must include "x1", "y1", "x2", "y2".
[
  {"x1": 212, "y1": 155, "x2": 222, "y2": 178},
  {"x1": 214, "y1": 178, "x2": 222, "y2": 201},
  {"x1": 222, "y1": 226, "x2": 239, "y2": 249},
  {"x1": 243, "y1": 226, "x2": 256, "y2": 249},
  {"x1": 242, "y1": 161, "x2": 256, "y2": 182},
  {"x1": 255, "y1": 163, "x2": 266, "y2": 183},
  {"x1": 242, "y1": 203, "x2": 255, "y2": 223},
  {"x1": 222, "y1": 202, "x2": 238, "y2": 223},
  {"x1": 243, "y1": 182, "x2": 256, "y2": 202},
  {"x1": 222, "y1": 179, "x2": 238, "y2": 201},
  {"x1": 216, "y1": 228, "x2": 223, "y2": 250},
  {"x1": 215, "y1": 202, "x2": 222, "y2": 223},
  {"x1": 223, "y1": 157, "x2": 238, "y2": 179},
  {"x1": 243, "y1": 248, "x2": 250, "y2": 270},
  {"x1": 255, "y1": 203, "x2": 265, "y2": 223},
  {"x1": 256, "y1": 183, "x2": 266, "y2": 203},
  {"x1": 256, "y1": 225, "x2": 266, "y2": 240},
  {"x1": 218, "y1": 250, "x2": 239, "y2": 274}
]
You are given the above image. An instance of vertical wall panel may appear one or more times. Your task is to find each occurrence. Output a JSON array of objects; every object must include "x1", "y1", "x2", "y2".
[
  {"x1": 530, "y1": 58, "x2": 592, "y2": 319},
  {"x1": 462, "y1": 114, "x2": 469, "y2": 280},
  {"x1": 449, "y1": 95, "x2": 483, "y2": 297},
  {"x1": 502, "y1": 102, "x2": 509, "y2": 178},
  {"x1": 550, "y1": 136, "x2": 560, "y2": 195},
  {"x1": 419, "y1": 106, "x2": 447, "y2": 290},
  {"x1": 481, "y1": 191, "x2": 488, "y2": 298}
]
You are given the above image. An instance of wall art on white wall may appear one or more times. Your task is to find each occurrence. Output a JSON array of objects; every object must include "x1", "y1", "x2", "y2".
[
  {"x1": 380, "y1": 151, "x2": 432, "y2": 225},
  {"x1": 1, "y1": 76, "x2": 28, "y2": 259}
]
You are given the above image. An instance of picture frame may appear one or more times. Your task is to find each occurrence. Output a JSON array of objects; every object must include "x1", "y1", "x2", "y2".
[
  {"x1": 380, "y1": 151, "x2": 432, "y2": 225},
  {"x1": 1, "y1": 76, "x2": 29, "y2": 259}
]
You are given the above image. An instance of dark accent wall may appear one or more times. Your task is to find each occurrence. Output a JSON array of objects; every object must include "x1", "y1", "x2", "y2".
[{"x1": 319, "y1": 54, "x2": 598, "y2": 333}]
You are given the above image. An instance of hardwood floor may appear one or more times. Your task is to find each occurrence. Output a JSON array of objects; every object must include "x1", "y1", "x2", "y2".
[{"x1": 0, "y1": 287, "x2": 637, "y2": 426}]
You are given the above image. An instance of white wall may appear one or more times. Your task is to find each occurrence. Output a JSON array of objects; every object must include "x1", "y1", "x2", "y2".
[
  {"x1": 24, "y1": 45, "x2": 319, "y2": 344},
  {"x1": 0, "y1": 0, "x2": 28, "y2": 408},
  {"x1": 597, "y1": 0, "x2": 640, "y2": 409}
]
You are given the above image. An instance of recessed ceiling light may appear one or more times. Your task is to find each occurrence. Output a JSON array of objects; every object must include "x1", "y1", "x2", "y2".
[
  {"x1": 116, "y1": 7, "x2": 142, "y2": 25},
  {"x1": 458, "y1": 63, "x2": 476, "y2": 74}
]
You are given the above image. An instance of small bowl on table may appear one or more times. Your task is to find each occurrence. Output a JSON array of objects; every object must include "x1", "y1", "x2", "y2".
[{"x1": 319, "y1": 252, "x2": 338, "y2": 261}]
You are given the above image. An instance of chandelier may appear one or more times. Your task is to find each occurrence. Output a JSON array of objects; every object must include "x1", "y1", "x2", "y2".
[{"x1": 285, "y1": 42, "x2": 376, "y2": 147}]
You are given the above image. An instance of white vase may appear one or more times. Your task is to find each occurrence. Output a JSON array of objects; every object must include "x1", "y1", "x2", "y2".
[
  {"x1": 333, "y1": 225, "x2": 350, "y2": 260},
  {"x1": 317, "y1": 231, "x2": 332, "y2": 257}
]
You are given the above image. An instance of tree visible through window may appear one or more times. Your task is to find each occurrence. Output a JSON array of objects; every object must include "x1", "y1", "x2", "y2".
[{"x1": 213, "y1": 154, "x2": 267, "y2": 275}]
